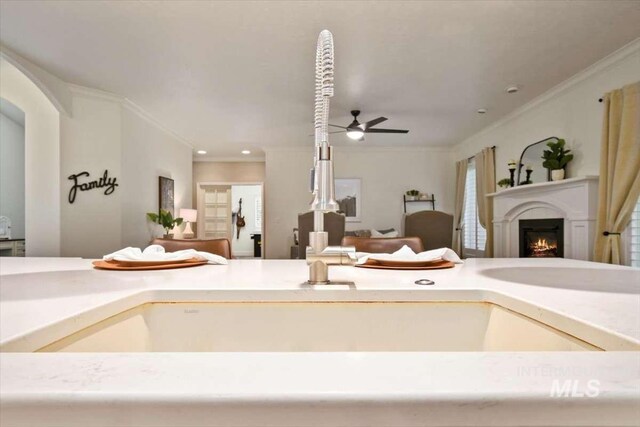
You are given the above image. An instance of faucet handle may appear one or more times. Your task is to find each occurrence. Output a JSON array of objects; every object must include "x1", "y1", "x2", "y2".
[{"x1": 322, "y1": 246, "x2": 357, "y2": 265}]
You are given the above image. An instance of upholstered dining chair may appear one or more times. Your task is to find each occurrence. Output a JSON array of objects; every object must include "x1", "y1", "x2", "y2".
[
  {"x1": 403, "y1": 210, "x2": 454, "y2": 251},
  {"x1": 297, "y1": 211, "x2": 346, "y2": 259},
  {"x1": 340, "y1": 236, "x2": 425, "y2": 253},
  {"x1": 151, "y1": 238, "x2": 232, "y2": 259}
]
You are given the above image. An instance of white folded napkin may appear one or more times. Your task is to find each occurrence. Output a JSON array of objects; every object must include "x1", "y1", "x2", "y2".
[
  {"x1": 103, "y1": 245, "x2": 228, "y2": 265},
  {"x1": 356, "y1": 245, "x2": 463, "y2": 265}
]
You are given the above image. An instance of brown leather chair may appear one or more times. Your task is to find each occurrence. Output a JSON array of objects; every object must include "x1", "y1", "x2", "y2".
[
  {"x1": 297, "y1": 211, "x2": 345, "y2": 259},
  {"x1": 341, "y1": 236, "x2": 424, "y2": 253},
  {"x1": 151, "y1": 238, "x2": 232, "y2": 259},
  {"x1": 403, "y1": 210, "x2": 454, "y2": 251}
]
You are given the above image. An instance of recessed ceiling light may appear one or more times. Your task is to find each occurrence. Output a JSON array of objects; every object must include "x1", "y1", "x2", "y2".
[
  {"x1": 506, "y1": 85, "x2": 520, "y2": 94},
  {"x1": 241, "y1": 150, "x2": 251, "y2": 155},
  {"x1": 196, "y1": 150, "x2": 207, "y2": 154},
  {"x1": 477, "y1": 108, "x2": 487, "y2": 114}
]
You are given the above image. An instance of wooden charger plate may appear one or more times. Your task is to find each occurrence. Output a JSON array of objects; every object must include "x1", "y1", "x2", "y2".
[
  {"x1": 108, "y1": 257, "x2": 195, "y2": 267},
  {"x1": 92, "y1": 258, "x2": 208, "y2": 271},
  {"x1": 356, "y1": 259, "x2": 455, "y2": 270}
]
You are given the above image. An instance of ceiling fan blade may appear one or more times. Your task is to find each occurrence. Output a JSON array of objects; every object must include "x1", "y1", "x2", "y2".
[
  {"x1": 358, "y1": 116, "x2": 387, "y2": 130},
  {"x1": 329, "y1": 124, "x2": 348, "y2": 129},
  {"x1": 364, "y1": 128, "x2": 409, "y2": 134},
  {"x1": 308, "y1": 130, "x2": 344, "y2": 136}
]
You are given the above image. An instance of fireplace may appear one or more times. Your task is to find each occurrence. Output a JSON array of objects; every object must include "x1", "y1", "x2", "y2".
[{"x1": 519, "y1": 218, "x2": 564, "y2": 258}]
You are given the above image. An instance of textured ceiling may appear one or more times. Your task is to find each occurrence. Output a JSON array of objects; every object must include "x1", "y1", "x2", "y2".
[{"x1": 1, "y1": 1, "x2": 639, "y2": 158}]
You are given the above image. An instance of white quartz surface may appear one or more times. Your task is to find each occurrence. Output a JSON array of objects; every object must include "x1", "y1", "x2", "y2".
[{"x1": 1, "y1": 257, "x2": 639, "y2": 426}]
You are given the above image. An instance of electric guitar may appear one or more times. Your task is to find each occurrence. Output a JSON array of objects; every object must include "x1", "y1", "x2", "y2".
[{"x1": 236, "y1": 198, "x2": 245, "y2": 239}]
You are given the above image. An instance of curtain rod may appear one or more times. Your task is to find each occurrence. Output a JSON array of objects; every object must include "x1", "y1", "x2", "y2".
[{"x1": 467, "y1": 145, "x2": 496, "y2": 161}]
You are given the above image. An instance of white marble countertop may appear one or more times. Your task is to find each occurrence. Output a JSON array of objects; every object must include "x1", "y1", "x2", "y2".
[{"x1": 1, "y1": 257, "x2": 639, "y2": 426}]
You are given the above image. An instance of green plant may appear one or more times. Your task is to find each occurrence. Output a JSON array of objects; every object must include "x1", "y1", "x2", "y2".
[
  {"x1": 147, "y1": 209, "x2": 183, "y2": 235},
  {"x1": 542, "y1": 139, "x2": 574, "y2": 170},
  {"x1": 406, "y1": 189, "x2": 420, "y2": 196},
  {"x1": 497, "y1": 178, "x2": 511, "y2": 188}
]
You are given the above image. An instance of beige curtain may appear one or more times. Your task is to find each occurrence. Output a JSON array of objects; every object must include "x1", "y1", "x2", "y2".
[
  {"x1": 594, "y1": 82, "x2": 640, "y2": 264},
  {"x1": 475, "y1": 147, "x2": 496, "y2": 257},
  {"x1": 452, "y1": 159, "x2": 468, "y2": 255}
]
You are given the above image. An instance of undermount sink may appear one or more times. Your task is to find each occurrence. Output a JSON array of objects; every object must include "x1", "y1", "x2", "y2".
[{"x1": 28, "y1": 301, "x2": 603, "y2": 352}]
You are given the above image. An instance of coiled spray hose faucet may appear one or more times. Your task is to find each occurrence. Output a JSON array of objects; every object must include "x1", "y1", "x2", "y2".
[{"x1": 307, "y1": 30, "x2": 356, "y2": 285}]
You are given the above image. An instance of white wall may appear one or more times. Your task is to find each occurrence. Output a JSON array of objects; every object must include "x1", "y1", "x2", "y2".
[
  {"x1": 192, "y1": 161, "x2": 265, "y2": 208},
  {"x1": 265, "y1": 147, "x2": 455, "y2": 259},
  {"x1": 0, "y1": 58, "x2": 61, "y2": 256},
  {"x1": 121, "y1": 104, "x2": 192, "y2": 250},
  {"x1": 60, "y1": 88, "x2": 193, "y2": 257},
  {"x1": 231, "y1": 184, "x2": 262, "y2": 257},
  {"x1": 454, "y1": 40, "x2": 640, "y2": 180},
  {"x1": 1, "y1": 51, "x2": 193, "y2": 258},
  {"x1": 1, "y1": 45, "x2": 73, "y2": 116},
  {"x1": 60, "y1": 92, "x2": 122, "y2": 257},
  {"x1": 0, "y1": 112, "x2": 25, "y2": 238}
]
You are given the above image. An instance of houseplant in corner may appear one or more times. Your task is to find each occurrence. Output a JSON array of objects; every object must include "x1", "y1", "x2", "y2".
[
  {"x1": 147, "y1": 210, "x2": 183, "y2": 238},
  {"x1": 542, "y1": 138, "x2": 574, "y2": 181}
]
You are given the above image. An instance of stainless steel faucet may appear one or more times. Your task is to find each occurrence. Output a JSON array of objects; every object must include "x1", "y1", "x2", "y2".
[{"x1": 306, "y1": 30, "x2": 356, "y2": 284}]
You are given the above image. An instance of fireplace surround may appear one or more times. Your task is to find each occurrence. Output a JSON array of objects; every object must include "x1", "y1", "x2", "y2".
[{"x1": 488, "y1": 176, "x2": 598, "y2": 260}]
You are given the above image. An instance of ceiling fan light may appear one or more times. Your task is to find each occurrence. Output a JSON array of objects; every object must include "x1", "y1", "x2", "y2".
[{"x1": 346, "y1": 130, "x2": 364, "y2": 140}]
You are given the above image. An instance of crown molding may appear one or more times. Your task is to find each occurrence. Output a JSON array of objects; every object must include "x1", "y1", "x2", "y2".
[
  {"x1": 453, "y1": 37, "x2": 640, "y2": 151},
  {"x1": 121, "y1": 99, "x2": 194, "y2": 148},
  {"x1": 67, "y1": 83, "x2": 123, "y2": 102},
  {"x1": 66, "y1": 84, "x2": 194, "y2": 148}
]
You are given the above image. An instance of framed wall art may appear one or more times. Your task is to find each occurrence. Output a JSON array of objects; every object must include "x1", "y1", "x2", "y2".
[
  {"x1": 159, "y1": 176, "x2": 175, "y2": 216},
  {"x1": 335, "y1": 178, "x2": 361, "y2": 222}
]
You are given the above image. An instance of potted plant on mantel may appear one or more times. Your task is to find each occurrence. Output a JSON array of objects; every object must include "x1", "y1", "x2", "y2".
[
  {"x1": 405, "y1": 189, "x2": 420, "y2": 201},
  {"x1": 497, "y1": 178, "x2": 511, "y2": 190},
  {"x1": 146, "y1": 209, "x2": 183, "y2": 238},
  {"x1": 541, "y1": 138, "x2": 574, "y2": 181}
]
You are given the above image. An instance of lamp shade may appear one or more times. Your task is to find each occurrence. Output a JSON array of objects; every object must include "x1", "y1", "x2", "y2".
[{"x1": 179, "y1": 208, "x2": 197, "y2": 223}]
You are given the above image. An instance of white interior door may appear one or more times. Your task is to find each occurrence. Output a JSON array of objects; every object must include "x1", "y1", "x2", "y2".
[{"x1": 197, "y1": 185, "x2": 231, "y2": 240}]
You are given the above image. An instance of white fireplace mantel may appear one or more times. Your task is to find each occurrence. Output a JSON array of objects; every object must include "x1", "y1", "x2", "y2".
[{"x1": 488, "y1": 176, "x2": 599, "y2": 260}]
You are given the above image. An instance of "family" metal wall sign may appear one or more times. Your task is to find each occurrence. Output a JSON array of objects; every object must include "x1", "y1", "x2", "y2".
[{"x1": 68, "y1": 170, "x2": 119, "y2": 204}]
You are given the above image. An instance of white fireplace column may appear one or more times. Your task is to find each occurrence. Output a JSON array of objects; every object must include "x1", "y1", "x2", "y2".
[{"x1": 487, "y1": 176, "x2": 599, "y2": 261}]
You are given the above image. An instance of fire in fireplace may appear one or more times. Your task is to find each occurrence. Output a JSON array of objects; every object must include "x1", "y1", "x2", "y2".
[{"x1": 519, "y1": 218, "x2": 564, "y2": 258}]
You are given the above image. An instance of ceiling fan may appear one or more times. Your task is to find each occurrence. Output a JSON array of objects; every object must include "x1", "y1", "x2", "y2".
[{"x1": 328, "y1": 110, "x2": 409, "y2": 141}]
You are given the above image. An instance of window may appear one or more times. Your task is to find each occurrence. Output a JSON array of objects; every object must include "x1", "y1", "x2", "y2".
[
  {"x1": 629, "y1": 198, "x2": 640, "y2": 267},
  {"x1": 462, "y1": 158, "x2": 486, "y2": 257}
]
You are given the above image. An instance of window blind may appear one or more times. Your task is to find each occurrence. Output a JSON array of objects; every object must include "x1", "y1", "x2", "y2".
[{"x1": 462, "y1": 158, "x2": 486, "y2": 257}]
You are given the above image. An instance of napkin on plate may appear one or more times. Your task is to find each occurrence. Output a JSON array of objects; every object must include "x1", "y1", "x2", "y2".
[
  {"x1": 356, "y1": 245, "x2": 463, "y2": 265},
  {"x1": 103, "y1": 245, "x2": 228, "y2": 265}
]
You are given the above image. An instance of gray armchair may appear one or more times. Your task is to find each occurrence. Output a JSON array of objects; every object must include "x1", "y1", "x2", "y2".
[
  {"x1": 403, "y1": 210, "x2": 454, "y2": 251},
  {"x1": 297, "y1": 211, "x2": 345, "y2": 259}
]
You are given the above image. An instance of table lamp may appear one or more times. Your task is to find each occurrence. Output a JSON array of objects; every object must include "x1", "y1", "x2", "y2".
[{"x1": 179, "y1": 208, "x2": 197, "y2": 239}]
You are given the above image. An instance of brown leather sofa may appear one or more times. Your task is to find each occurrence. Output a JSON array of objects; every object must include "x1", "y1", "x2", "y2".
[
  {"x1": 151, "y1": 238, "x2": 232, "y2": 259},
  {"x1": 340, "y1": 236, "x2": 424, "y2": 253}
]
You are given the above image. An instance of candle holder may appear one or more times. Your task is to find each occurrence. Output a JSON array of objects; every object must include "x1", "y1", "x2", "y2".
[
  {"x1": 525, "y1": 169, "x2": 532, "y2": 183},
  {"x1": 508, "y1": 168, "x2": 516, "y2": 187}
]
